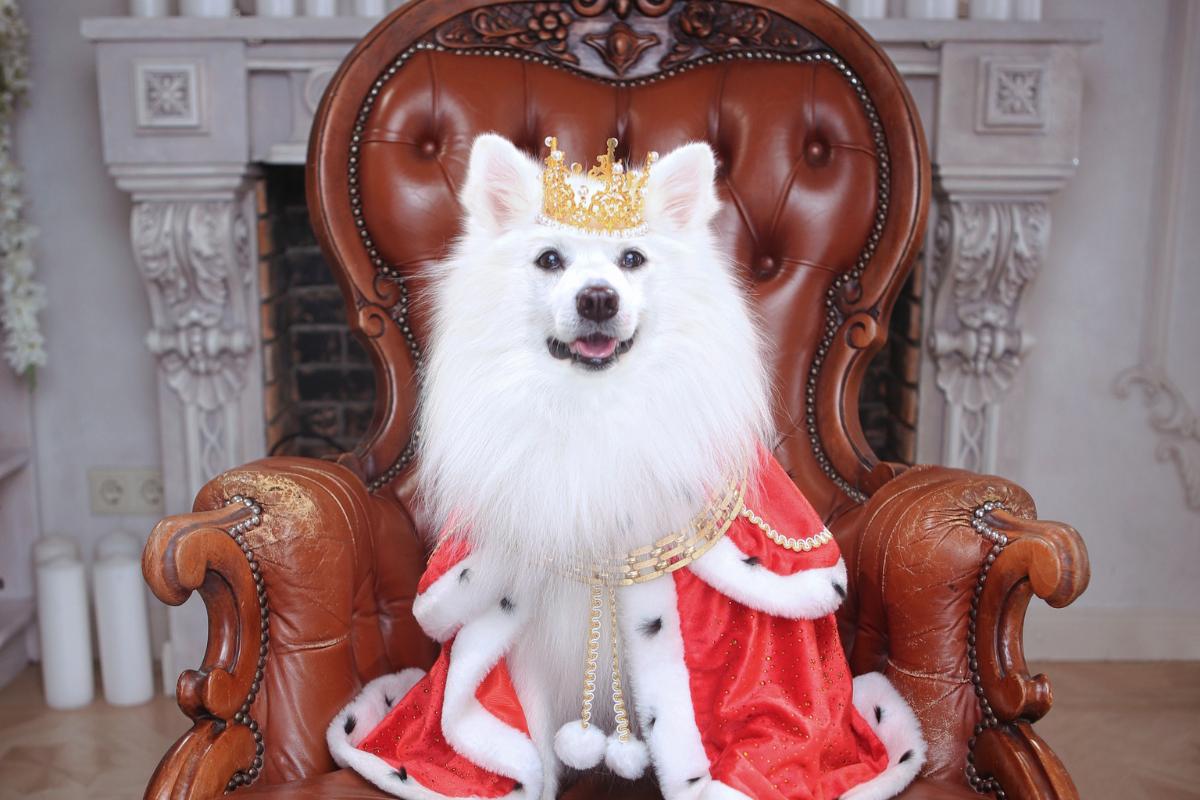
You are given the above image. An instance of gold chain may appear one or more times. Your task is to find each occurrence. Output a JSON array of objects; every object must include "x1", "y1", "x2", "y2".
[
  {"x1": 548, "y1": 474, "x2": 747, "y2": 586},
  {"x1": 740, "y1": 505, "x2": 832, "y2": 552}
]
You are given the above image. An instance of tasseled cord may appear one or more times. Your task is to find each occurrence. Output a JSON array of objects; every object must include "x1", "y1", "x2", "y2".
[{"x1": 554, "y1": 584, "x2": 649, "y2": 779}]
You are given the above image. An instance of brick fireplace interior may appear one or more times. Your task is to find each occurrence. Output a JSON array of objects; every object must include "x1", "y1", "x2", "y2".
[{"x1": 256, "y1": 166, "x2": 920, "y2": 465}]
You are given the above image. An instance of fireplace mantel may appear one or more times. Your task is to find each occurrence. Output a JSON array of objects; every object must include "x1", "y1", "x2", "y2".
[{"x1": 83, "y1": 11, "x2": 1099, "y2": 688}]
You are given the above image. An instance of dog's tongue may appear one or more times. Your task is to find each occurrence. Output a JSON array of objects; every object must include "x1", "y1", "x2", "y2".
[{"x1": 571, "y1": 334, "x2": 618, "y2": 360}]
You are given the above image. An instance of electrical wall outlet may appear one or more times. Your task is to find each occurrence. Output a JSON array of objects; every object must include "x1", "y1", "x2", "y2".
[{"x1": 88, "y1": 467, "x2": 165, "y2": 516}]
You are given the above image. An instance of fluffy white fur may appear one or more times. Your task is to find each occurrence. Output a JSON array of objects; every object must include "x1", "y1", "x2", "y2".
[
  {"x1": 417, "y1": 134, "x2": 773, "y2": 567},
  {"x1": 687, "y1": 538, "x2": 848, "y2": 620},
  {"x1": 841, "y1": 672, "x2": 928, "y2": 800}
]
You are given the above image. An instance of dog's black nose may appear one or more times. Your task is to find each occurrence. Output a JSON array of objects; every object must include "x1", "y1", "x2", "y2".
[{"x1": 576, "y1": 286, "x2": 619, "y2": 321}]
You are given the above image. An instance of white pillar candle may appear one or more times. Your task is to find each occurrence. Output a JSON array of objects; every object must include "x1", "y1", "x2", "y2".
[
  {"x1": 1014, "y1": 0, "x2": 1041, "y2": 20},
  {"x1": 93, "y1": 553, "x2": 155, "y2": 706},
  {"x1": 36, "y1": 556, "x2": 95, "y2": 709},
  {"x1": 180, "y1": 0, "x2": 234, "y2": 16},
  {"x1": 969, "y1": 0, "x2": 1012, "y2": 20},
  {"x1": 130, "y1": 0, "x2": 171, "y2": 16},
  {"x1": 905, "y1": 0, "x2": 956, "y2": 18},
  {"x1": 304, "y1": 0, "x2": 338, "y2": 16},
  {"x1": 257, "y1": 0, "x2": 296, "y2": 15},
  {"x1": 846, "y1": 0, "x2": 887, "y2": 19},
  {"x1": 96, "y1": 530, "x2": 142, "y2": 561},
  {"x1": 354, "y1": 0, "x2": 386, "y2": 16},
  {"x1": 33, "y1": 536, "x2": 79, "y2": 565}
]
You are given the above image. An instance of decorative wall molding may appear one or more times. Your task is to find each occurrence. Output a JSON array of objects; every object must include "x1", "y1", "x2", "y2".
[
  {"x1": 928, "y1": 199, "x2": 1045, "y2": 473},
  {"x1": 1115, "y1": 369, "x2": 1200, "y2": 511},
  {"x1": 1115, "y1": 0, "x2": 1199, "y2": 513}
]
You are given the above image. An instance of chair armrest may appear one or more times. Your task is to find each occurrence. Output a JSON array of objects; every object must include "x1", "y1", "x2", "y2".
[
  {"x1": 142, "y1": 457, "x2": 436, "y2": 800},
  {"x1": 847, "y1": 464, "x2": 1088, "y2": 800}
]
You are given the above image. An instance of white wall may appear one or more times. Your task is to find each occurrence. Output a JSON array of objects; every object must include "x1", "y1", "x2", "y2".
[
  {"x1": 8, "y1": 0, "x2": 1197, "y2": 661},
  {"x1": 15, "y1": 0, "x2": 168, "y2": 651},
  {"x1": 1004, "y1": 0, "x2": 1200, "y2": 658}
]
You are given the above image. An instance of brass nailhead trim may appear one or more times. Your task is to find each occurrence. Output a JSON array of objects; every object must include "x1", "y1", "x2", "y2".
[
  {"x1": 222, "y1": 495, "x2": 268, "y2": 792},
  {"x1": 964, "y1": 500, "x2": 1010, "y2": 800}
]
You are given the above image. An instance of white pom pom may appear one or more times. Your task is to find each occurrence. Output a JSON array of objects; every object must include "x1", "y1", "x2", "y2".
[
  {"x1": 604, "y1": 733, "x2": 649, "y2": 779},
  {"x1": 554, "y1": 720, "x2": 607, "y2": 769}
]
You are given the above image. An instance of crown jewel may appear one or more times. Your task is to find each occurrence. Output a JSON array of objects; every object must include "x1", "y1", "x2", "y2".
[{"x1": 537, "y1": 136, "x2": 659, "y2": 238}]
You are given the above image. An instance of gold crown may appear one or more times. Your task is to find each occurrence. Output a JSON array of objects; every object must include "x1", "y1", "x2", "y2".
[{"x1": 537, "y1": 136, "x2": 659, "y2": 238}]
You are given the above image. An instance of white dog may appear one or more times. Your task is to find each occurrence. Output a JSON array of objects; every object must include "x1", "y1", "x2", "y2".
[{"x1": 328, "y1": 135, "x2": 925, "y2": 800}]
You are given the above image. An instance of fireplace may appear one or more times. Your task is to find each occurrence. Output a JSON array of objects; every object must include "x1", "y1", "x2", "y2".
[
  {"x1": 258, "y1": 167, "x2": 376, "y2": 460},
  {"x1": 83, "y1": 9, "x2": 1097, "y2": 687}
]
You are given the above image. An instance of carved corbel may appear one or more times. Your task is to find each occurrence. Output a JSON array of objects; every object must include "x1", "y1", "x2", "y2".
[
  {"x1": 928, "y1": 199, "x2": 1048, "y2": 474},
  {"x1": 130, "y1": 196, "x2": 257, "y2": 502}
]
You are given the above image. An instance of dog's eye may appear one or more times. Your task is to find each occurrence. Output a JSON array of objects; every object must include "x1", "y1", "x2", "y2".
[
  {"x1": 535, "y1": 249, "x2": 563, "y2": 271},
  {"x1": 619, "y1": 250, "x2": 646, "y2": 270}
]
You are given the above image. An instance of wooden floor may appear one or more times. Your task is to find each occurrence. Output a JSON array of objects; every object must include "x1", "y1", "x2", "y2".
[{"x1": 0, "y1": 661, "x2": 1196, "y2": 799}]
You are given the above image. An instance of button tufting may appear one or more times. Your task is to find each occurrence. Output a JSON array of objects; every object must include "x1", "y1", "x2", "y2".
[
  {"x1": 805, "y1": 140, "x2": 828, "y2": 164},
  {"x1": 421, "y1": 140, "x2": 438, "y2": 157},
  {"x1": 756, "y1": 255, "x2": 776, "y2": 276}
]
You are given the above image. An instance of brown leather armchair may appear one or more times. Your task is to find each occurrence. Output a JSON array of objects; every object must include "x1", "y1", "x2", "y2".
[{"x1": 141, "y1": 1, "x2": 1090, "y2": 799}]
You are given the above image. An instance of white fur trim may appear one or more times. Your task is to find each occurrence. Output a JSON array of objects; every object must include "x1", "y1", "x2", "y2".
[
  {"x1": 840, "y1": 672, "x2": 927, "y2": 800},
  {"x1": 328, "y1": 670, "x2": 426, "y2": 767},
  {"x1": 441, "y1": 602, "x2": 543, "y2": 799},
  {"x1": 413, "y1": 551, "x2": 497, "y2": 643},
  {"x1": 686, "y1": 538, "x2": 848, "y2": 620},
  {"x1": 617, "y1": 577, "x2": 711, "y2": 800},
  {"x1": 604, "y1": 733, "x2": 649, "y2": 779},
  {"x1": 329, "y1": 669, "x2": 517, "y2": 800},
  {"x1": 554, "y1": 720, "x2": 607, "y2": 769},
  {"x1": 697, "y1": 781, "x2": 752, "y2": 800}
]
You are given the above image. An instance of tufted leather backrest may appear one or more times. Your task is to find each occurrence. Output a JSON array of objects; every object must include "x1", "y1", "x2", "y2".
[{"x1": 308, "y1": 0, "x2": 929, "y2": 534}]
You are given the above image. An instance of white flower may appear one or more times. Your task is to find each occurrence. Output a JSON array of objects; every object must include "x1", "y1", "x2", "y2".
[{"x1": 0, "y1": 1, "x2": 44, "y2": 383}]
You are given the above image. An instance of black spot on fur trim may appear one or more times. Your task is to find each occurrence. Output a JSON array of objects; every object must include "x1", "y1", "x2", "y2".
[
  {"x1": 384, "y1": 695, "x2": 394, "y2": 708},
  {"x1": 832, "y1": 582, "x2": 846, "y2": 599},
  {"x1": 343, "y1": 715, "x2": 356, "y2": 734},
  {"x1": 875, "y1": 705, "x2": 884, "y2": 723},
  {"x1": 742, "y1": 556, "x2": 760, "y2": 567},
  {"x1": 394, "y1": 767, "x2": 408, "y2": 781},
  {"x1": 639, "y1": 617, "x2": 663, "y2": 636},
  {"x1": 458, "y1": 568, "x2": 470, "y2": 583},
  {"x1": 514, "y1": 783, "x2": 524, "y2": 791},
  {"x1": 900, "y1": 749, "x2": 914, "y2": 764},
  {"x1": 688, "y1": 777, "x2": 703, "y2": 785},
  {"x1": 647, "y1": 715, "x2": 656, "y2": 730},
  {"x1": 500, "y1": 596, "x2": 515, "y2": 613}
]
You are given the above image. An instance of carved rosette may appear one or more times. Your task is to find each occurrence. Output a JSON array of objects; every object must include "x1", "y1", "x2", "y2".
[
  {"x1": 132, "y1": 199, "x2": 254, "y2": 489},
  {"x1": 928, "y1": 200, "x2": 1048, "y2": 472}
]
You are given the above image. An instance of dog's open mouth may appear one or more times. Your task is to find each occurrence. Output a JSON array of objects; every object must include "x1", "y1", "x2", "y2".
[{"x1": 547, "y1": 333, "x2": 635, "y2": 369}]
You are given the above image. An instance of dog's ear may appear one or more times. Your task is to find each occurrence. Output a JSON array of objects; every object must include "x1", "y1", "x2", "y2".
[
  {"x1": 460, "y1": 134, "x2": 543, "y2": 235},
  {"x1": 645, "y1": 142, "x2": 719, "y2": 234}
]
